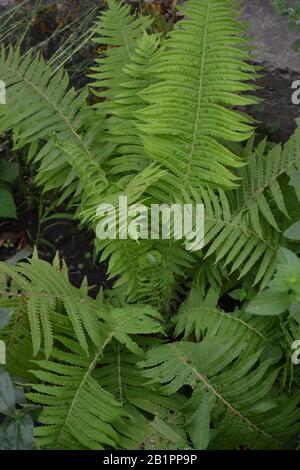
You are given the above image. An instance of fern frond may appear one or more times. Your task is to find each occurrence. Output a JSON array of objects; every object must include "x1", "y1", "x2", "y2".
[
  {"x1": 0, "y1": 47, "x2": 100, "y2": 199},
  {"x1": 141, "y1": 279, "x2": 300, "y2": 449},
  {"x1": 0, "y1": 254, "x2": 104, "y2": 356},
  {"x1": 234, "y1": 134, "x2": 300, "y2": 236},
  {"x1": 91, "y1": 0, "x2": 152, "y2": 109},
  {"x1": 174, "y1": 276, "x2": 278, "y2": 340},
  {"x1": 138, "y1": 0, "x2": 258, "y2": 190},
  {"x1": 27, "y1": 337, "x2": 126, "y2": 450},
  {"x1": 140, "y1": 336, "x2": 300, "y2": 449},
  {"x1": 94, "y1": 340, "x2": 189, "y2": 449},
  {"x1": 27, "y1": 299, "x2": 163, "y2": 449},
  {"x1": 104, "y1": 303, "x2": 164, "y2": 354},
  {"x1": 180, "y1": 185, "x2": 276, "y2": 289},
  {"x1": 53, "y1": 138, "x2": 186, "y2": 309},
  {"x1": 54, "y1": 137, "x2": 109, "y2": 212},
  {"x1": 200, "y1": 130, "x2": 300, "y2": 288},
  {"x1": 130, "y1": 240, "x2": 195, "y2": 311},
  {"x1": 106, "y1": 31, "x2": 161, "y2": 176},
  {"x1": 98, "y1": 237, "x2": 194, "y2": 311}
]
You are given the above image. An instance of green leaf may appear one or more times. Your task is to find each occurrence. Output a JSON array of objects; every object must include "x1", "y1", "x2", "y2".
[
  {"x1": 268, "y1": 248, "x2": 300, "y2": 293},
  {"x1": 0, "y1": 367, "x2": 16, "y2": 415},
  {"x1": 0, "y1": 415, "x2": 34, "y2": 450},
  {"x1": 0, "y1": 183, "x2": 17, "y2": 219},
  {"x1": 284, "y1": 222, "x2": 300, "y2": 241},
  {"x1": 246, "y1": 290, "x2": 291, "y2": 316},
  {"x1": 0, "y1": 159, "x2": 19, "y2": 183},
  {"x1": 189, "y1": 392, "x2": 212, "y2": 450},
  {"x1": 277, "y1": 247, "x2": 300, "y2": 266}
]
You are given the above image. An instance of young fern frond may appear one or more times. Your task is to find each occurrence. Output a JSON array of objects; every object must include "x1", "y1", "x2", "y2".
[
  {"x1": 90, "y1": 0, "x2": 153, "y2": 165},
  {"x1": 138, "y1": 0, "x2": 258, "y2": 190},
  {"x1": 91, "y1": 0, "x2": 152, "y2": 109},
  {"x1": 106, "y1": 31, "x2": 161, "y2": 176},
  {"x1": 56, "y1": 137, "x2": 184, "y2": 309}
]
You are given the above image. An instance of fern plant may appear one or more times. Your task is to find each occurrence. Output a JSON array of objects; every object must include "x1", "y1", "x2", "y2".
[{"x1": 0, "y1": 0, "x2": 300, "y2": 450}]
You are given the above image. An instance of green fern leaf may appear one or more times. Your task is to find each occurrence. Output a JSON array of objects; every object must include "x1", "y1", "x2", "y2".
[
  {"x1": 91, "y1": 0, "x2": 152, "y2": 109},
  {"x1": 0, "y1": 47, "x2": 100, "y2": 200},
  {"x1": 138, "y1": 0, "x2": 258, "y2": 189},
  {"x1": 140, "y1": 336, "x2": 300, "y2": 449}
]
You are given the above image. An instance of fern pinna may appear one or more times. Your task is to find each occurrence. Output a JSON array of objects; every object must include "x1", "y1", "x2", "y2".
[{"x1": 0, "y1": 0, "x2": 300, "y2": 450}]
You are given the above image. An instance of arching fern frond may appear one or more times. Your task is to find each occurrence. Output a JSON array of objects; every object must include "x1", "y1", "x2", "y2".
[
  {"x1": 54, "y1": 137, "x2": 109, "y2": 213},
  {"x1": 201, "y1": 129, "x2": 300, "y2": 288},
  {"x1": 26, "y1": 300, "x2": 163, "y2": 449},
  {"x1": 174, "y1": 277, "x2": 277, "y2": 341},
  {"x1": 27, "y1": 336, "x2": 126, "y2": 450},
  {"x1": 0, "y1": 47, "x2": 103, "y2": 200},
  {"x1": 200, "y1": 186, "x2": 280, "y2": 289},
  {"x1": 0, "y1": 253, "x2": 104, "y2": 356},
  {"x1": 141, "y1": 334, "x2": 300, "y2": 449},
  {"x1": 138, "y1": 0, "x2": 258, "y2": 190}
]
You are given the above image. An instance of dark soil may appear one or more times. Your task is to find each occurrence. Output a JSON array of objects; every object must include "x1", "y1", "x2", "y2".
[{"x1": 250, "y1": 68, "x2": 300, "y2": 143}]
